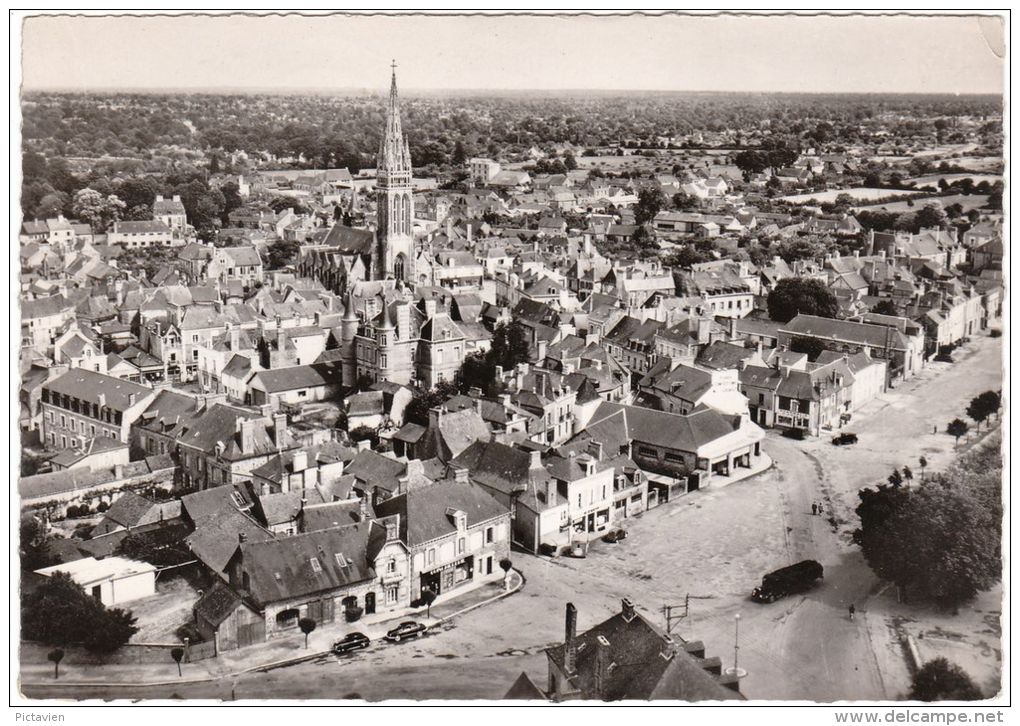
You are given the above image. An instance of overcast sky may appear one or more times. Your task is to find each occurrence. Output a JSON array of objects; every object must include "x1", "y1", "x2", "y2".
[{"x1": 20, "y1": 12, "x2": 1005, "y2": 95}]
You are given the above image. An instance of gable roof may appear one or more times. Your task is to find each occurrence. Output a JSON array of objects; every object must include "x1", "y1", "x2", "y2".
[{"x1": 374, "y1": 479, "x2": 507, "y2": 548}]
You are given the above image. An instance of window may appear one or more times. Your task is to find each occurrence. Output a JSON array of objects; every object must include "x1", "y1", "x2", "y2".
[
  {"x1": 335, "y1": 553, "x2": 347, "y2": 568},
  {"x1": 386, "y1": 586, "x2": 399, "y2": 604},
  {"x1": 485, "y1": 527, "x2": 494, "y2": 544},
  {"x1": 457, "y1": 537, "x2": 465, "y2": 554},
  {"x1": 577, "y1": 493, "x2": 582, "y2": 508},
  {"x1": 230, "y1": 491, "x2": 246, "y2": 508},
  {"x1": 427, "y1": 548, "x2": 435, "y2": 565},
  {"x1": 310, "y1": 557, "x2": 322, "y2": 573},
  {"x1": 387, "y1": 559, "x2": 396, "y2": 573}
]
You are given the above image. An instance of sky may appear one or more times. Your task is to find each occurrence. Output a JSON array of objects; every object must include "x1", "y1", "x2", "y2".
[{"x1": 20, "y1": 12, "x2": 1006, "y2": 95}]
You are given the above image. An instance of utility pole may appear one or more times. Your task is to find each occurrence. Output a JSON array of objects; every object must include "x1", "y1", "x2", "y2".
[{"x1": 662, "y1": 595, "x2": 690, "y2": 634}]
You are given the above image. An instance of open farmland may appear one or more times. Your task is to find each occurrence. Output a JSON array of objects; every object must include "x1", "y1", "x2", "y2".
[
  {"x1": 780, "y1": 187, "x2": 918, "y2": 205},
  {"x1": 853, "y1": 193, "x2": 990, "y2": 213}
]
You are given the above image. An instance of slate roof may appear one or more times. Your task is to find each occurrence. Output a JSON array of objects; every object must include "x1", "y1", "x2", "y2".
[
  {"x1": 545, "y1": 604, "x2": 741, "y2": 701},
  {"x1": 181, "y1": 484, "x2": 274, "y2": 574},
  {"x1": 194, "y1": 582, "x2": 245, "y2": 627},
  {"x1": 22, "y1": 294, "x2": 70, "y2": 320},
  {"x1": 695, "y1": 342, "x2": 758, "y2": 371},
  {"x1": 374, "y1": 479, "x2": 507, "y2": 547},
  {"x1": 322, "y1": 224, "x2": 374, "y2": 254},
  {"x1": 231, "y1": 520, "x2": 381, "y2": 606},
  {"x1": 781, "y1": 314, "x2": 908, "y2": 351},
  {"x1": 249, "y1": 361, "x2": 342, "y2": 393},
  {"x1": 44, "y1": 369, "x2": 153, "y2": 411}
]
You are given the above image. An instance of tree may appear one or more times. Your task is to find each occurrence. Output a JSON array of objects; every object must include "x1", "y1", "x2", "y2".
[
  {"x1": 902, "y1": 466, "x2": 913, "y2": 484},
  {"x1": 20, "y1": 515, "x2": 55, "y2": 571},
  {"x1": 854, "y1": 481, "x2": 1000, "y2": 606},
  {"x1": 966, "y1": 395, "x2": 993, "y2": 431},
  {"x1": 563, "y1": 152, "x2": 578, "y2": 171},
  {"x1": 946, "y1": 418, "x2": 969, "y2": 447},
  {"x1": 919, "y1": 456, "x2": 928, "y2": 482},
  {"x1": 404, "y1": 380, "x2": 460, "y2": 427},
  {"x1": 872, "y1": 299, "x2": 899, "y2": 316},
  {"x1": 914, "y1": 203, "x2": 948, "y2": 231},
  {"x1": 458, "y1": 351, "x2": 496, "y2": 396},
  {"x1": 789, "y1": 335, "x2": 827, "y2": 362},
  {"x1": 348, "y1": 426, "x2": 380, "y2": 450},
  {"x1": 264, "y1": 239, "x2": 301, "y2": 270},
  {"x1": 500, "y1": 558, "x2": 513, "y2": 574},
  {"x1": 420, "y1": 588, "x2": 437, "y2": 619},
  {"x1": 909, "y1": 658, "x2": 983, "y2": 701},
  {"x1": 124, "y1": 204, "x2": 153, "y2": 221},
  {"x1": 48, "y1": 648, "x2": 64, "y2": 680},
  {"x1": 634, "y1": 186, "x2": 667, "y2": 226},
  {"x1": 22, "y1": 572, "x2": 138, "y2": 651},
  {"x1": 766, "y1": 278, "x2": 839, "y2": 323},
  {"x1": 489, "y1": 322, "x2": 530, "y2": 371},
  {"x1": 887, "y1": 468, "x2": 904, "y2": 487},
  {"x1": 452, "y1": 140, "x2": 467, "y2": 166},
  {"x1": 72, "y1": 188, "x2": 126, "y2": 233},
  {"x1": 171, "y1": 647, "x2": 184, "y2": 676},
  {"x1": 298, "y1": 617, "x2": 316, "y2": 649}
]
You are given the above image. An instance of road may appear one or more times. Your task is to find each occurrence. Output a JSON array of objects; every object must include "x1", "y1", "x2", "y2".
[{"x1": 21, "y1": 336, "x2": 1002, "y2": 702}]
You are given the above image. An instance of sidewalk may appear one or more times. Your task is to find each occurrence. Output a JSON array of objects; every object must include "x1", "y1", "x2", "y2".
[{"x1": 19, "y1": 569, "x2": 525, "y2": 687}]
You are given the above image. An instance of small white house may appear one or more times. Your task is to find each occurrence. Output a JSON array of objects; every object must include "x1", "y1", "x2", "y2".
[{"x1": 36, "y1": 556, "x2": 157, "y2": 606}]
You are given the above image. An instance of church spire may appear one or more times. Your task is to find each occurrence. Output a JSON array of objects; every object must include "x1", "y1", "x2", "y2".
[{"x1": 379, "y1": 60, "x2": 412, "y2": 175}]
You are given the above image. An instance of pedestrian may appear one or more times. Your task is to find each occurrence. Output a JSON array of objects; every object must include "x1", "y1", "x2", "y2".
[
  {"x1": 849, "y1": 603, "x2": 855, "y2": 621},
  {"x1": 817, "y1": 503, "x2": 823, "y2": 516},
  {"x1": 811, "y1": 503, "x2": 817, "y2": 516},
  {"x1": 933, "y1": 425, "x2": 938, "y2": 434}
]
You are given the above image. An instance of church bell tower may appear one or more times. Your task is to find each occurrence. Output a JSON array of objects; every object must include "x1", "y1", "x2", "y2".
[{"x1": 374, "y1": 62, "x2": 415, "y2": 282}]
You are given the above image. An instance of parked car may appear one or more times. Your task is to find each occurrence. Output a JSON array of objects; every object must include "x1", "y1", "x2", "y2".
[
  {"x1": 751, "y1": 560, "x2": 824, "y2": 603},
  {"x1": 385, "y1": 621, "x2": 427, "y2": 643},
  {"x1": 602, "y1": 528, "x2": 628, "y2": 543},
  {"x1": 332, "y1": 632, "x2": 370, "y2": 655},
  {"x1": 782, "y1": 428, "x2": 806, "y2": 440},
  {"x1": 832, "y1": 432, "x2": 858, "y2": 446}
]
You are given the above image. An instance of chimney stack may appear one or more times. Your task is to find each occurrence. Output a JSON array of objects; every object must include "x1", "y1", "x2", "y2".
[
  {"x1": 292, "y1": 449, "x2": 307, "y2": 473},
  {"x1": 621, "y1": 598, "x2": 636, "y2": 621},
  {"x1": 594, "y1": 638, "x2": 610, "y2": 699},
  {"x1": 273, "y1": 413, "x2": 287, "y2": 450},
  {"x1": 529, "y1": 450, "x2": 544, "y2": 471},
  {"x1": 564, "y1": 603, "x2": 578, "y2": 676},
  {"x1": 359, "y1": 494, "x2": 369, "y2": 522},
  {"x1": 239, "y1": 419, "x2": 256, "y2": 454}
]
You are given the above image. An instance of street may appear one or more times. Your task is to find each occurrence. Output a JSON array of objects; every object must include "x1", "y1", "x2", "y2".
[{"x1": 21, "y1": 335, "x2": 1002, "y2": 702}]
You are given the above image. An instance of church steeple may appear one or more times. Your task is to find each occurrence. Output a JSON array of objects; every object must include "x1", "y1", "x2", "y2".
[
  {"x1": 378, "y1": 61, "x2": 412, "y2": 177},
  {"x1": 374, "y1": 62, "x2": 414, "y2": 283}
]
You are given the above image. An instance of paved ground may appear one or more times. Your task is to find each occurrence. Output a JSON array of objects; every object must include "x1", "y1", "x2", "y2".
[
  {"x1": 131, "y1": 573, "x2": 202, "y2": 643},
  {"x1": 21, "y1": 335, "x2": 1003, "y2": 702}
]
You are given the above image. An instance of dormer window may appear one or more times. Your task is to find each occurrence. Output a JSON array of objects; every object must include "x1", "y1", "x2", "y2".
[
  {"x1": 310, "y1": 557, "x2": 322, "y2": 573},
  {"x1": 335, "y1": 553, "x2": 348, "y2": 568}
]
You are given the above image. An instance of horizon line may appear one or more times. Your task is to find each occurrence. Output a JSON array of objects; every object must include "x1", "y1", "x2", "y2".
[{"x1": 20, "y1": 85, "x2": 1003, "y2": 98}]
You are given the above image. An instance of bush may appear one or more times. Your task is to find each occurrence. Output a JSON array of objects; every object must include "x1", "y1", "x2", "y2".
[
  {"x1": 344, "y1": 606, "x2": 363, "y2": 623},
  {"x1": 909, "y1": 657, "x2": 983, "y2": 701},
  {"x1": 538, "y1": 543, "x2": 558, "y2": 557},
  {"x1": 175, "y1": 623, "x2": 204, "y2": 644}
]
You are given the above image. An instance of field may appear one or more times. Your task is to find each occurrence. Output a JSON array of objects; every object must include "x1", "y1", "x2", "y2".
[
  {"x1": 906, "y1": 173, "x2": 1001, "y2": 190},
  {"x1": 853, "y1": 193, "x2": 990, "y2": 214},
  {"x1": 780, "y1": 187, "x2": 916, "y2": 205}
]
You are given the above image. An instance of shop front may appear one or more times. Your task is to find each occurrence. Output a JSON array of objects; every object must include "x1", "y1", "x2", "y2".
[
  {"x1": 570, "y1": 506, "x2": 611, "y2": 541},
  {"x1": 419, "y1": 555, "x2": 474, "y2": 597}
]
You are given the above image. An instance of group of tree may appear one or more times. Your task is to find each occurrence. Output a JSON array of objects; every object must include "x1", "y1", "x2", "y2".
[
  {"x1": 456, "y1": 322, "x2": 531, "y2": 397},
  {"x1": 22, "y1": 572, "x2": 139, "y2": 652},
  {"x1": 733, "y1": 138, "x2": 800, "y2": 180},
  {"x1": 965, "y1": 390, "x2": 1001, "y2": 432},
  {"x1": 853, "y1": 434, "x2": 1001, "y2": 607},
  {"x1": 909, "y1": 658, "x2": 983, "y2": 701},
  {"x1": 766, "y1": 277, "x2": 839, "y2": 323}
]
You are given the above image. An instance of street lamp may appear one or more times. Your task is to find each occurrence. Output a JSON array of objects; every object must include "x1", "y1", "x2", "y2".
[{"x1": 724, "y1": 612, "x2": 747, "y2": 679}]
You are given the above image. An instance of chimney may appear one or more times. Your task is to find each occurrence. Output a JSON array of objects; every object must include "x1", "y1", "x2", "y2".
[
  {"x1": 238, "y1": 532, "x2": 247, "y2": 543},
  {"x1": 384, "y1": 515, "x2": 399, "y2": 542},
  {"x1": 239, "y1": 419, "x2": 256, "y2": 454},
  {"x1": 359, "y1": 494, "x2": 369, "y2": 522},
  {"x1": 545, "y1": 480, "x2": 557, "y2": 506},
  {"x1": 173, "y1": 195, "x2": 181, "y2": 203},
  {"x1": 728, "y1": 317, "x2": 738, "y2": 339},
  {"x1": 594, "y1": 638, "x2": 610, "y2": 699},
  {"x1": 128, "y1": 392, "x2": 138, "y2": 407},
  {"x1": 292, "y1": 449, "x2": 307, "y2": 473},
  {"x1": 499, "y1": 393, "x2": 511, "y2": 408},
  {"x1": 454, "y1": 467, "x2": 470, "y2": 484},
  {"x1": 587, "y1": 440, "x2": 604, "y2": 461},
  {"x1": 697, "y1": 317, "x2": 711, "y2": 344},
  {"x1": 529, "y1": 450, "x2": 544, "y2": 471},
  {"x1": 273, "y1": 413, "x2": 287, "y2": 450},
  {"x1": 424, "y1": 298, "x2": 437, "y2": 318},
  {"x1": 537, "y1": 339, "x2": 548, "y2": 362},
  {"x1": 356, "y1": 438, "x2": 372, "y2": 451},
  {"x1": 564, "y1": 603, "x2": 578, "y2": 676},
  {"x1": 621, "y1": 598, "x2": 636, "y2": 622},
  {"x1": 230, "y1": 327, "x2": 240, "y2": 350}
]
